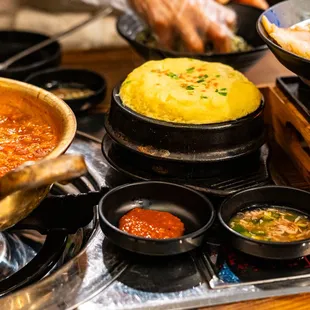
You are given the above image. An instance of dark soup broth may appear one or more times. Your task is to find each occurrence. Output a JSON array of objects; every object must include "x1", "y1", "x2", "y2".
[
  {"x1": 46, "y1": 82, "x2": 95, "y2": 100},
  {"x1": 229, "y1": 206, "x2": 310, "y2": 242}
]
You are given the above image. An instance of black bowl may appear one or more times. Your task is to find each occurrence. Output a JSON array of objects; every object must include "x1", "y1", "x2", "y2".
[
  {"x1": 257, "y1": 0, "x2": 310, "y2": 82},
  {"x1": 0, "y1": 31, "x2": 61, "y2": 81},
  {"x1": 105, "y1": 84, "x2": 265, "y2": 163},
  {"x1": 218, "y1": 186, "x2": 310, "y2": 260},
  {"x1": 117, "y1": 3, "x2": 267, "y2": 72},
  {"x1": 25, "y1": 68, "x2": 107, "y2": 113},
  {"x1": 99, "y1": 181, "x2": 215, "y2": 256}
]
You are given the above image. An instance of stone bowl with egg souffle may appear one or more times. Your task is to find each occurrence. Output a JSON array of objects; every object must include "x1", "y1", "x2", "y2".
[{"x1": 104, "y1": 58, "x2": 265, "y2": 178}]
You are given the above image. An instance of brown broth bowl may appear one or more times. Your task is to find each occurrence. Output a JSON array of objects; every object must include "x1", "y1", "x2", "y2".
[{"x1": 25, "y1": 68, "x2": 107, "y2": 113}]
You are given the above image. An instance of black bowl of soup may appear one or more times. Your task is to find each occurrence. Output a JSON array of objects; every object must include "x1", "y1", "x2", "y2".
[
  {"x1": 218, "y1": 186, "x2": 310, "y2": 260},
  {"x1": 25, "y1": 68, "x2": 107, "y2": 113}
]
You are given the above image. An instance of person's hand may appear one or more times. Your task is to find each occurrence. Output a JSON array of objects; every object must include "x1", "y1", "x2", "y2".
[{"x1": 129, "y1": 0, "x2": 237, "y2": 53}]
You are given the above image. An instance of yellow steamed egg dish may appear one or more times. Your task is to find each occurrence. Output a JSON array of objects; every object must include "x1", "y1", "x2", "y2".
[{"x1": 119, "y1": 58, "x2": 261, "y2": 124}]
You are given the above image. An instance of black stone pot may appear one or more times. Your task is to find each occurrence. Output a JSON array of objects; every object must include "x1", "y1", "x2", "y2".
[
  {"x1": 218, "y1": 186, "x2": 310, "y2": 260},
  {"x1": 105, "y1": 84, "x2": 265, "y2": 163}
]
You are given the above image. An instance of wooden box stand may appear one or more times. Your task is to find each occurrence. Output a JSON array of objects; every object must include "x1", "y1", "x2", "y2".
[{"x1": 260, "y1": 85, "x2": 310, "y2": 186}]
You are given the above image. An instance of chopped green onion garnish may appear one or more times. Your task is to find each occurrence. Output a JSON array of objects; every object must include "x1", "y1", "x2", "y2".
[
  {"x1": 167, "y1": 72, "x2": 179, "y2": 79},
  {"x1": 197, "y1": 79, "x2": 205, "y2": 83},
  {"x1": 186, "y1": 85, "x2": 195, "y2": 90},
  {"x1": 218, "y1": 92, "x2": 227, "y2": 96},
  {"x1": 186, "y1": 67, "x2": 195, "y2": 73},
  {"x1": 200, "y1": 95, "x2": 208, "y2": 99}
]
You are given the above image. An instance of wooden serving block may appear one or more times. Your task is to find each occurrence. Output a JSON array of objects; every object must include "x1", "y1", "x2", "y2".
[{"x1": 259, "y1": 84, "x2": 310, "y2": 185}]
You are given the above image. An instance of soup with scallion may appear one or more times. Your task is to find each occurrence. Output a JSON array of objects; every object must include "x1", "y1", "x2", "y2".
[{"x1": 229, "y1": 206, "x2": 310, "y2": 242}]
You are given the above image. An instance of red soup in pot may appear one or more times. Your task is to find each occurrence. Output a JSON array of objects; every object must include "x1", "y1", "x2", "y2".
[{"x1": 0, "y1": 95, "x2": 59, "y2": 177}]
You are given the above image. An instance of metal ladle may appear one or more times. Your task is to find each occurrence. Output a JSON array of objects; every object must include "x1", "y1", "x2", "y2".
[
  {"x1": 0, "y1": 7, "x2": 112, "y2": 71},
  {"x1": 0, "y1": 154, "x2": 88, "y2": 231}
]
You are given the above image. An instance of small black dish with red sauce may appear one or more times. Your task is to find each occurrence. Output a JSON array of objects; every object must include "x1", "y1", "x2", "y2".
[{"x1": 99, "y1": 181, "x2": 215, "y2": 256}]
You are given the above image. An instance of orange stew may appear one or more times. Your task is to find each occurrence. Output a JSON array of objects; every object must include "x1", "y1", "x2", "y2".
[
  {"x1": 119, "y1": 208, "x2": 185, "y2": 239},
  {"x1": 0, "y1": 104, "x2": 58, "y2": 177}
]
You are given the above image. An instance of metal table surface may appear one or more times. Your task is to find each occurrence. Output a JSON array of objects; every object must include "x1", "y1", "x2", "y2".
[{"x1": 1, "y1": 130, "x2": 310, "y2": 310}]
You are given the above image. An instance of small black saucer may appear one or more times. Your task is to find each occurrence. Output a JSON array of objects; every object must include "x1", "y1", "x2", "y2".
[
  {"x1": 99, "y1": 181, "x2": 215, "y2": 256},
  {"x1": 102, "y1": 135, "x2": 271, "y2": 197},
  {"x1": 25, "y1": 68, "x2": 107, "y2": 113}
]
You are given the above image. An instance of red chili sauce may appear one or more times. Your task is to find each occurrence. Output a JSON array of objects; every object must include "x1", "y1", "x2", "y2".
[
  {"x1": 118, "y1": 207, "x2": 185, "y2": 239},
  {"x1": 0, "y1": 104, "x2": 58, "y2": 177}
]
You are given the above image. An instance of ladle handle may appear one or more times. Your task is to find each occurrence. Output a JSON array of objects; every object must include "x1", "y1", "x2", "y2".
[{"x1": 0, "y1": 154, "x2": 87, "y2": 199}]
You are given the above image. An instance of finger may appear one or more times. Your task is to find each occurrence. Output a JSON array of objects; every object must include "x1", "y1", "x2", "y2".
[
  {"x1": 215, "y1": 0, "x2": 230, "y2": 4},
  {"x1": 206, "y1": 0, "x2": 237, "y2": 30},
  {"x1": 129, "y1": 0, "x2": 175, "y2": 50},
  {"x1": 152, "y1": 18, "x2": 175, "y2": 50},
  {"x1": 146, "y1": 0, "x2": 175, "y2": 50},
  {"x1": 128, "y1": 0, "x2": 146, "y2": 17},
  {"x1": 164, "y1": 0, "x2": 205, "y2": 53},
  {"x1": 194, "y1": 4, "x2": 233, "y2": 53},
  {"x1": 207, "y1": 22, "x2": 232, "y2": 52},
  {"x1": 177, "y1": 18, "x2": 205, "y2": 53},
  {"x1": 234, "y1": 0, "x2": 269, "y2": 10},
  {"x1": 222, "y1": 6, "x2": 237, "y2": 29}
]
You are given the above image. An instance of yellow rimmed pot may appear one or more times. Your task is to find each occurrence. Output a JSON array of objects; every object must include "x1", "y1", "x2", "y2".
[{"x1": 0, "y1": 77, "x2": 86, "y2": 231}]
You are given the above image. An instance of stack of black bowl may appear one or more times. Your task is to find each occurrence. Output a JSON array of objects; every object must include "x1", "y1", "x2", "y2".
[
  {"x1": 104, "y1": 3, "x2": 269, "y2": 186},
  {"x1": 103, "y1": 83, "x2": 266, "y2": 184}
]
